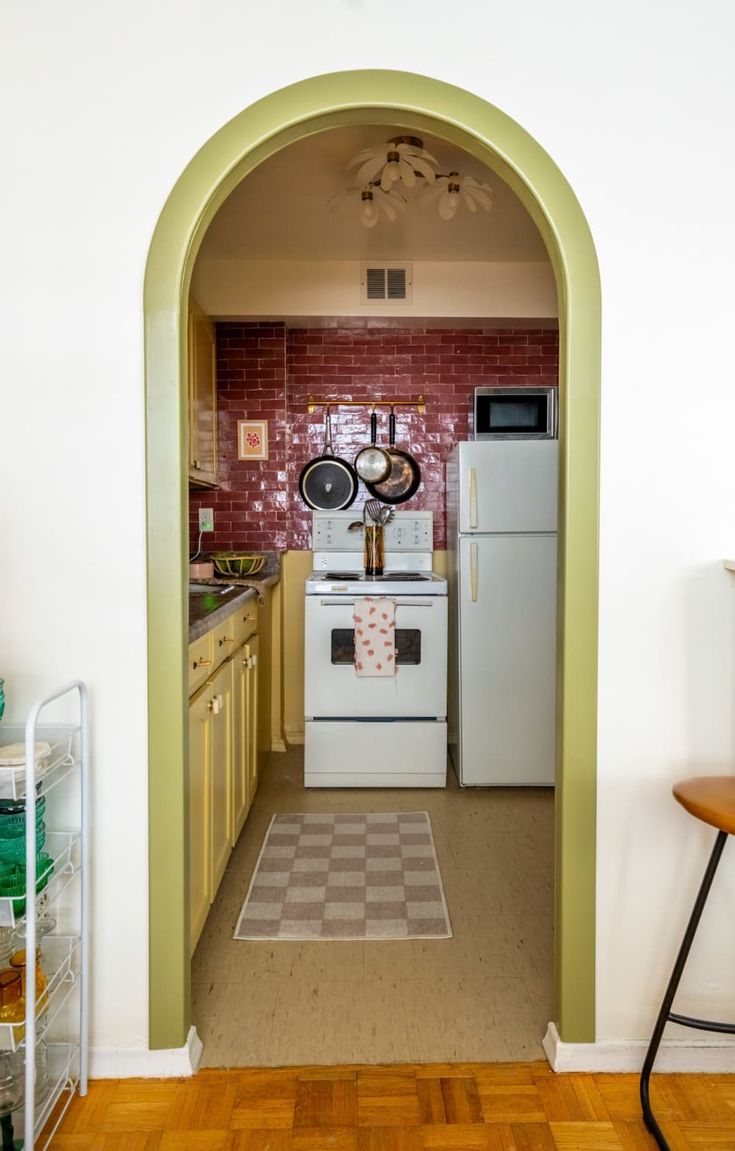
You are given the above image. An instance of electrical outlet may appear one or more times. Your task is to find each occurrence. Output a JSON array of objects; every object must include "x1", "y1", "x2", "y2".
[{"x1": 198, "y1": 507, "x2": 214, "y2": 533}]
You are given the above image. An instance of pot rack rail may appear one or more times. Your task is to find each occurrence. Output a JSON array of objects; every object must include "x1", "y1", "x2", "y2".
[{"x1": 307, "y1": 395, "x2": 426, "y2": 414}]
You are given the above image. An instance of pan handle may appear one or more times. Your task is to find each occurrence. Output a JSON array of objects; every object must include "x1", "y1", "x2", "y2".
[
  {"x1": 370, "y1": 410, "x2": 378, "y2": 445},
  {"x1": 388, "y1": 406, "x2": 396, "y2": 447},
  {"x1": 323, "y1": 406, "x2": 334, "y2": 456}
]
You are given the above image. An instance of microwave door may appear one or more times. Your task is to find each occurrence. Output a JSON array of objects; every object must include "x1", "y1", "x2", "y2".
[
  {"x1": 473, "y1": 386, "x2": 557, "y2": 439},
  {"x1": 457, "y1": 440, "x2": 558, "y2": 535}
]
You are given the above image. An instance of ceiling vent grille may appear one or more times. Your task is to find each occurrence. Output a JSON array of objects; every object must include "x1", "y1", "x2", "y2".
[{"x1": 361, "y1": 263, "x2": 413, "y2": 304}]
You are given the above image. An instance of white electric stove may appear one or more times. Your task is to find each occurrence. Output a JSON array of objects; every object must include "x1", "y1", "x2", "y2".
[{"x1": 304, "y1": 511, "x2": 448, "y2": 788}]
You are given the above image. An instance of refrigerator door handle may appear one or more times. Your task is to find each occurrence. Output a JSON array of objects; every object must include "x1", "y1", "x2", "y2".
[
  {"x1": 470, "y1": 542, "x2": 478, "y2": 603},
  {"x1": 469, "y1": 468, "x2": 478, "y2": 529}
]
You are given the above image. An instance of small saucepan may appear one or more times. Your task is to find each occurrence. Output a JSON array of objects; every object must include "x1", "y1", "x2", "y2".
[
  {"x1": 354, "y1": 411, "x2": 392, "y2": 484},
  {"x1": 299, "y1": 409, "x2": 358, "y2": 511},
  {"x1": 364, "y1": 408, "x2": 421, "y2": 505}
]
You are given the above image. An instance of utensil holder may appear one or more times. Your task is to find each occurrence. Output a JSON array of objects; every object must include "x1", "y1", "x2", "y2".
[{"x1": 364, "y1": 524, "x2": 384, "y2": 576}]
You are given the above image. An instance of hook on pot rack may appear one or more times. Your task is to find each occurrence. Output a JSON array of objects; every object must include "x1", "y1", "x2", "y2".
[{"x1": 307, "y1": 395, "x2": 426, "y2": 414}]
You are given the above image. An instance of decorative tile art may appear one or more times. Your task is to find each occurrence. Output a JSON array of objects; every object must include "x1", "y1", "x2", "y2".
[{"x1": 234, "y1": 812, "x2": 452, "y2": 941}]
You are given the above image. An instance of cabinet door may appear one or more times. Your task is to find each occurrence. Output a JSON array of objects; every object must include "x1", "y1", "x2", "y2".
[
  {"x1": 188, "y1": 685, "x2": 212, "y2": 955},
  {"x1": 209, "y1": 661, "x2": 232, "y2": 895},
  {"x1": 188, "y1": 299, "x2": 218, "y2": 486},
  {"x1": 230, "y1": 648, "x2": 249, "y2": 845},
  {"x1": 245, "y1": 635, "x2": 260, "y2": 805}
]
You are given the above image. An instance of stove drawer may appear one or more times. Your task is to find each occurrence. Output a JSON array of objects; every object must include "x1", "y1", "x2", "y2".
[
  {"x1": 305, "y1": 721, "x2": 447, "y2": 788},
  {"x1": 304, "y1": 595, "x2": 447, "y2": 719}
]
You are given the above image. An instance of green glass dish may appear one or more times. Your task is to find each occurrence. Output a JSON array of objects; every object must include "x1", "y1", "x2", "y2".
[
  {"x1": 0, "y1": 827, "x2": 47, "y2": 863},
  {"x1": 0, "y1": 853, "x2": 53, "y2": 916},
  {"x1": 0, "y1": 803, "x2": 46, "y2": 841}
]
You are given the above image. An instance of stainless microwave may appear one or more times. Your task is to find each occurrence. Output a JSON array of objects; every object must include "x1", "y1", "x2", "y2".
[{"x1": 473, "y1": 386, "x2": 557, "y2": 439}]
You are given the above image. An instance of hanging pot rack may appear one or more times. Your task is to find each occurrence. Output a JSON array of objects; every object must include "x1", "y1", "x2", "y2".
[{"x1": 307, "y1": 395, "x2": 426, "y2": 414}]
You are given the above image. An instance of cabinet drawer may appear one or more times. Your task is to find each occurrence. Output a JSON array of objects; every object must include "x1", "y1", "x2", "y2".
[
  {"x1": 212, "y1": 619, "x2": 238, "y2": 661},
  {"x1": 189, "y1": 632, "x2": 214, "y2": 696},
  {"x1": 232, "y1": 598, "x2": 258, "y2": 649}
]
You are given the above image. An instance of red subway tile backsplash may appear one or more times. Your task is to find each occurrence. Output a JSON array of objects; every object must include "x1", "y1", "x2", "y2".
[{"x1": 188, "y1": 322, "x2": 558, "y2": 555}]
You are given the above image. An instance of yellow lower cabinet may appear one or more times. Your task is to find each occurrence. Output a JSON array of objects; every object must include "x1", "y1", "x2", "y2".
[
  {"x1": 245, "y1": 634, "x2": 259, "y2": 806},
  {"x1": 208, "y1": 660, "x2": 233, "y2": 896},
  {"x1": 230, "y1": 647, "x2": 248, "y2": 845},
  {"x1": 188, "y1": 683, "x2": 212, "y2": 956},
  {"x1": 230, "y1": 633, "x2": 259, "y2": 846}
]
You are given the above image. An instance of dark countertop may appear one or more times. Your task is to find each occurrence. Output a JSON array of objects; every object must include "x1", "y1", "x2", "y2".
[{"x1": 188, "y1": 572, "x2": 280, "y2": 643}]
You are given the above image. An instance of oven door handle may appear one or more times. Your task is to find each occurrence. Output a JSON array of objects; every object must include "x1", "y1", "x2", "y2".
[{"x1": 318, "y1": 598, "x2": 435, "y2": 608}]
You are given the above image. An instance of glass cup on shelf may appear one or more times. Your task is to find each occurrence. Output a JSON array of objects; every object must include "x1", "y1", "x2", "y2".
[
  {"x1": 9, "y1": 948, "x2": 47, "y2": 1010},
  {"x1": 12, "y1": 916, "x2": 56, "y2": 953},
  {"x1": 0, "y1": 930, "x2": 13, "y2": 970},
  {"x1": 0, "y1": 1049, "x2": 24, "y2": 1116},
  {"x1": 0, "y1": 970, "x2": 22, "y2": 1024},
  {"x1": 34, "y1": 1035, "x2": 50, "y2": 1104}
]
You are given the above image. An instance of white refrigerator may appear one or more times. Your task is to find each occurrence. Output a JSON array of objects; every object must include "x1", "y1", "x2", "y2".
[{"x1": 446, "y1": 439, "x2": 558, "y2": 786}]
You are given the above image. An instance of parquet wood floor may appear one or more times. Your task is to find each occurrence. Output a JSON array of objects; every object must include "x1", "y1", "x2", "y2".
[{"x1": 46, "y1": 1061, "x2": 735, "y2": 1149}]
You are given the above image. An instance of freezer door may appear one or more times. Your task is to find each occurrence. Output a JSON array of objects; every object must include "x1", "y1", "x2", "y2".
[
  {"x1": 457, "y1": 440, "x2": 558, "y2": 534},
  {"x1": 457, "y1": 533, "x2": 556, "y2": 786}
]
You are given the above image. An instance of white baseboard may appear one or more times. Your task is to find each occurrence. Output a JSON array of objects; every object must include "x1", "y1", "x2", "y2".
[
  {"x1": 543, "y1": 1021, "x2": 735, "y2": 1073},
  {"x1": 90, "y1": 1025, "x2": 203, "y2": 1078}
]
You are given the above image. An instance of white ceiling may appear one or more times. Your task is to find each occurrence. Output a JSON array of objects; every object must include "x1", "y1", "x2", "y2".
[{"x1": 196, "y1": 124, "x2": 549, "y2": 264}]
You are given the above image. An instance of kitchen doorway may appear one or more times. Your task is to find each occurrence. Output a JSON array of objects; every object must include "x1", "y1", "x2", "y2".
[{"x1": 144, "y1": 70, "x2": 601, "y2": 1058}]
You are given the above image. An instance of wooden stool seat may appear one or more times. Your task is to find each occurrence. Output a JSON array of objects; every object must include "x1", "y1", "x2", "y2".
[{"x1": 673, "y1": 776, "x2": 735, "y2": 836}]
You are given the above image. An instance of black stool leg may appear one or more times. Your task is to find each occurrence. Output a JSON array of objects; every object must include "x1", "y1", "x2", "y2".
[
  {"x1": 640, "y1": 829, "x2": 729, "y2": 1149},
  {"x1": 0, "y1": 1114, "x2": 15, "y2": 1151}
]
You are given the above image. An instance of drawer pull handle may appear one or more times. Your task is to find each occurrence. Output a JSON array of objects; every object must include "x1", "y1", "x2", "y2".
[
  {"x1": 219, "y1": 636, "x2": 234, "y2": 646},
  {"x1": 194, "y1": 658, "x2": 213, "y2": 669}
]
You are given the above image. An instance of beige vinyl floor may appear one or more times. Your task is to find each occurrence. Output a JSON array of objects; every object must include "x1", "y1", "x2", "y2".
[{"x1": 191, "y1": 748, "x2": 554, "y2": 1067}]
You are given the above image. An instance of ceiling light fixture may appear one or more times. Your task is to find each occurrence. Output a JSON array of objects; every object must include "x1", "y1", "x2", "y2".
[{"x1": 330, "y1": 135, "x2": 494, "y2": 227}]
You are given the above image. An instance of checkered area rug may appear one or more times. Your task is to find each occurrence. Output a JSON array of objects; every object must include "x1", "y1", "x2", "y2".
[{"x1": 234, "y1": 812, "x2": 452, "y2": 941}]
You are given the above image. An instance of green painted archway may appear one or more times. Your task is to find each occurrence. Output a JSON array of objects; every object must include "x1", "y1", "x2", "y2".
[{"x1": 144, "y1": 70, "x2": 600, "y2": 1052}]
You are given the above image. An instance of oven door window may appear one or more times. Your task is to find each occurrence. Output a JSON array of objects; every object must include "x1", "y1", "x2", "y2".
[{"x1": 331, "y1": 628, "x2": 422, "y2": 665}]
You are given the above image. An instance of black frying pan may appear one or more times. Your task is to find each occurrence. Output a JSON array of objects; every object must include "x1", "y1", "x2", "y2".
[
  {"x1": 365, "y1": 408, "x2": 421, "y2": 505},
  {"x1": 299, "y1": 409, "x2": 358, "y2": 511}
]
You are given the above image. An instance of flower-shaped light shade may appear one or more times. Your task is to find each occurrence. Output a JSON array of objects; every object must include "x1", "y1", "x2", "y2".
[
  {"x1": 418, "y1": 171, "x2": 495, "y2": 220},
  {"x1": 347, "y1": 136, "x2": 438, "y2": 193},
  {"x1": 328, "y1": 184, "x2": 408, "y2": 228}
]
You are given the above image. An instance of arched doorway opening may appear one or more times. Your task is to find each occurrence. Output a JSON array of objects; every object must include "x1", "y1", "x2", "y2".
[{"x1": 144, "y1": 70, "x2": 600, "y2": 1054}]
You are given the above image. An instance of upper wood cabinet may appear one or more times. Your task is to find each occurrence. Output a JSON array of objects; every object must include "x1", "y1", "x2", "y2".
[{"x1": 188, "y1": 296, "x2": 218, "y2": 487}]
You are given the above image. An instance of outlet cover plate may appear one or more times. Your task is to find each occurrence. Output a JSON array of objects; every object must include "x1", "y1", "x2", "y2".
[{"x1": 198, "y1": 508, "x2": 214, "y2": 532}]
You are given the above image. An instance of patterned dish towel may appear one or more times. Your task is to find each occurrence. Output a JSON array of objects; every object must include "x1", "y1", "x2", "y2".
[{"x1": 353, "y1": 597, "x2": 396, "y2": 676}]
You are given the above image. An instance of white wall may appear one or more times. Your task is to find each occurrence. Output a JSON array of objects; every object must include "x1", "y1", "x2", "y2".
[
  {"x1": 192, "y1": 259, "x2": 557, "y2": 318},
  {"x1": 3, "y1": 0, "x2": 735, "y2": 1060}
]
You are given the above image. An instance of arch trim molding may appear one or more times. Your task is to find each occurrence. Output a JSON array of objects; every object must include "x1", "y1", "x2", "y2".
[{"x1": 144, "y1": 69, "x2": 600, "y2": 1050}]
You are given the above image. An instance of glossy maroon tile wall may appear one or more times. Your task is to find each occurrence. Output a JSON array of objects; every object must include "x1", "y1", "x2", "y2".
[
  {"x1": 189, "y1": 323, "x2": 288, "y2": 554},
  {"x1": 189, "y1": 323, "x2": 558, "y2": 554}
]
